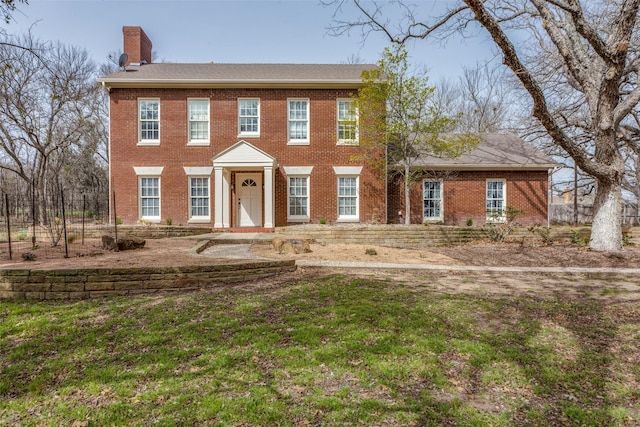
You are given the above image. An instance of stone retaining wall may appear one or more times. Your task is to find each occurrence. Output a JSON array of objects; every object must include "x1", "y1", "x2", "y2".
[{"x1": 0, "y1": 260, "x2": 296, "y2": 300}]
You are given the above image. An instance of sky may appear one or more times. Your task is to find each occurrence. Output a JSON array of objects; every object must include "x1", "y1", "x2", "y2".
[{"x1": 5, "y1": 0, "x2": 497, "y2": 81}]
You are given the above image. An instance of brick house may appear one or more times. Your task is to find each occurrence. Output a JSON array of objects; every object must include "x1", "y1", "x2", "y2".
[
  {"x1": 99, "y1": 27, "x2": 386, "y2": 229},
  {"x1": 99, "y1": 27, "x2": 553, "y2": 230},
  {"x1": 387, "y1": 133, "x2": 556, "y2": 226}
]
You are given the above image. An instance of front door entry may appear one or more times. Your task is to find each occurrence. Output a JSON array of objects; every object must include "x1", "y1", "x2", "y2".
[{"x1": 237, "y1": 173, "x2": 262, "y2": 227}]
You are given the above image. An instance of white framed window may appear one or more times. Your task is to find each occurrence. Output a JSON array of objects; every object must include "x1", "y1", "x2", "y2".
[
  {"x1": 486, "y1": 179, "x2": 506, "y2": 222},
  {"x1": 288, "y1": 99, "x2": 309, "y2": 145},
  {"x1": 337, "y1": 99, "x2": 358, "y2": 145},
  {"x1": 189, "y1": 177, "x2": 210, "y2": 222},
  {"x1": 337, "y1": 176, "x2": 359, "y2": 222},
  {"x1": 139, "y1": 177, "x2": 160, "y2": 222},
  {"x1": 288, "y1": 176, "x2": 310, "y2": 221},
  {"x1": 188, "y1": 99, "x2": 209, "y2": 145},
  {"x1": 423, "y1": 180, "x2": 443, "y2": 221},
  {"x1": 138, "y1": 98, "x2": 160, "y2": 145},
  {"x1": 238, "y1": 98, "x2": 260, "y2": 137}
]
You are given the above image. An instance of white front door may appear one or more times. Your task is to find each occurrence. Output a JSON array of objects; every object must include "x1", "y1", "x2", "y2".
[{"x1": 237, "y1": 173, "x2": 262, "y2": 227}]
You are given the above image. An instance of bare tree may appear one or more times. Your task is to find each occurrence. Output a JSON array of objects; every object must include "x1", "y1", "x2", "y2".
[
  {"x1": 324, "y1": 0, "x2": 640, "y2": 251},
  {"x1": 0, "y1": 0, "x2": 27, "y2": 25},
  {"x1": 0, "y1": 33, "x2": 102, "y2": 237},
  {"x1": 436, "y1": 63, "x2": 516, "y2": 133}
]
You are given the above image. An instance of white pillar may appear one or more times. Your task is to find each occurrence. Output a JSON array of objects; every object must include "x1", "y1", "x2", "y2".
[
  {"x1": 214, "y1": 166, "x2": 224, "y2": 228},
  {"x1": 264, "y1": 166, "x2": 274, "y2": 228},
  {"x1": 222, "y1": 169, "x2": 231, "y2": 228}
]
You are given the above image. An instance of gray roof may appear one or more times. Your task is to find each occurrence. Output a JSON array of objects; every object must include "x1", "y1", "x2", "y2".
[
  {"x1": 98, "y1": 63, "x2": 376, "y2": 89},
  {"x1": 414, "y1": 133, "x2": 556, "y2": 170}
]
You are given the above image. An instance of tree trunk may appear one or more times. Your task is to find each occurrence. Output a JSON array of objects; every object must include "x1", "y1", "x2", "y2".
[
  {"x1": 404, "y1": 165, "x2": 411, "y2": 225},
  {"x1": 590, "y1": 177, "x2": 623, "y2": 251}
]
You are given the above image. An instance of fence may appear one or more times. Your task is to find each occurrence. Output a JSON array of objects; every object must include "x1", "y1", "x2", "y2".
[
  {"x1": 550, "y1": 203, "x2": 640, "y2": 225},
  {"x1": 0, "y1": 191, "x2": 112, "y2": 263}
]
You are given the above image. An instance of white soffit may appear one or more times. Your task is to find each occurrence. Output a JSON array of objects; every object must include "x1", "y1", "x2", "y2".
[
  {"x1": 333, "y1": 166, "x2": 363, "y2": 175},
  {"x1": 183, "y1": 166, "x2": 214, "y2": 175},
  {"x1": 133, "y1": 166, "x2": 164, "y2": 175},
  {"x1": 282, "y1": 166, "x2": 314, "y2": 175},
  {"x1": 212, "y1": 140, "x2": 276, "y2": 167}
]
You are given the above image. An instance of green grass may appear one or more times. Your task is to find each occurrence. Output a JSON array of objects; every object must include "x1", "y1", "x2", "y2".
[{"x1": 0, "y1": 275, "x2": 638, "y2": 426}]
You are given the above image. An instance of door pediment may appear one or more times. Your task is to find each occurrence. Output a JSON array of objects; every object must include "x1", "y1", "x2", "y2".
[{"x1": 212, "y1": 140, "x2": 276, "y2": 168}]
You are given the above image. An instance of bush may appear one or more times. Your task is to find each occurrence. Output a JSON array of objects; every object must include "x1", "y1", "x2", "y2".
[
  {"x1": 365, "y1": 248, "x2": 377, "y2": 255},
  {"x1": 482, "y1": 206, "x2": 523, "y2": 243},
  {"x1": 465, "y1": 218, "x2": 473, "y2": 227}
]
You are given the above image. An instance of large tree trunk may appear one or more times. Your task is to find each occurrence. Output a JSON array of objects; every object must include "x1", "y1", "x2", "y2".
[{"x1": 590, "y1": 178, "x2": 623, "y2": 251}]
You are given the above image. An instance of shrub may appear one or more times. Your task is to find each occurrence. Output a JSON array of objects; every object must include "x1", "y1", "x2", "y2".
[
  {"x1": 482, "y1": 206, "x2": 523, "y2": 243},
  {"x1": 21, "y1": 252, "x2": 36, "y2": 261},
  {"x1": 319, "y1": 217, "x2": 326, "y2": 225},
  {"x1": 166, "y1": 217, "x2": 172, "y2": 226},
  {"x1": 115, "y1": 217, "x2": 123, "y2": 225},
  {"x1": 365, "y1": 248, "x2": 377, "y2": 255},
  {"x1": 465, "y1": 218, "x2": 473, "y2": 227}
]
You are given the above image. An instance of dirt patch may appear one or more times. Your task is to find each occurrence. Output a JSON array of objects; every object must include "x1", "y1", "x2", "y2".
[
  {"x1": 251, "y1": 240, "x2": 640, "y2": 269},
  {"x1": 3, "y1": 237, "x2": 640, "y2": 270}
]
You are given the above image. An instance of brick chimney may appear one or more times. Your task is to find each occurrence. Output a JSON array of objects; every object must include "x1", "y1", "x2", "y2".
[{"x1": 122, "y1": 26, "x2": 152, "y2": 65}]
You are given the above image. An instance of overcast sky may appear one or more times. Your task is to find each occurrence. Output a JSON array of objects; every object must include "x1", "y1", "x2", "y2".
[{"x1": 6, "y1": 0, "x2": 497, "y2": 81}]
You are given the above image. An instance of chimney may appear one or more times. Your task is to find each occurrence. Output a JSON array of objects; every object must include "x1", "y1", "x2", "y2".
[{"x1": 122, "y1": 26, "x2": 152, "y2": 66}]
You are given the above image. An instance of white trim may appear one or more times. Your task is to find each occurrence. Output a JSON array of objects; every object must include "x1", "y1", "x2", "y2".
[
  {"x1": 138, "y1": 176, "x2": 161, "y2": 223},
  {"x1": 138, "y1": 98, "x2": 160, "y2": 145},
  {"x1": 134, "y1": 166, "x2": 164, "y2": 175},
  {"x1": 336, "y1": 98, "x2": 358, "y2": 145},
  {"x1": 283, "y1": 166, "x2": 314, "y2": 176},
  {"x1": 332, "y1": 166, "x2": 362, "y2": 175},
  {"x1": 187, "y1": 175, "x2": 211, "y2": 223},
  {"x1": 287, "y1": 175, "x2": 310, "y2": 223},
  {"x1": 486, "y1": 178, "x2": 507, "y2": 222},
  {"x1": 422, "y1": 179, "x2": 444, "y2": 222},
  {"x1": 237, "y1": 98, "x2": 260, "y2": 138},
  {"x1": 187, "y1": 98, "x2": 210, "y2": 146},
  {"x1": 287, "y1": 98, "x2": 310, "y2": 145},
  {"x1": 183, "y1": 166, "x2": 213, "y2": 176},
  {"x1": 336, "y1": 175, "x2": 359, "y2": 223}
]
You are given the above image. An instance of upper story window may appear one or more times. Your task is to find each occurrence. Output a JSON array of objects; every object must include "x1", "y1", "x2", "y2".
[
  {"x1": 188, "y1": 99, "x2": 210, "y2": 145},
  {"x1": 486, "y1": 179, "x2": 506, "y2": 222},
  {"x1": 288, "y1": 99, "x2": 309, "y2": 145},
  {"x1": 139, "y1": 98, "x2": 160, "y2": 145},
  {"x1": 337, "y1": 99, "x2": 358, "y2": 145},
  {"x1": 238, "y1": 98, "x2": 260, "y2": 137}
]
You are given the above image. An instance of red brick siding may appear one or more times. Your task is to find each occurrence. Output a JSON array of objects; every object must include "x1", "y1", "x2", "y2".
[
  {"x1": 109, "y1": 88, "x2": 386, "y2": 226},
  {"x1": 387, "y1": 170, "x2": 549, "y2": 226},
  {"x1": 122, "y1": 26, "x2": 152, "y2": 65}
]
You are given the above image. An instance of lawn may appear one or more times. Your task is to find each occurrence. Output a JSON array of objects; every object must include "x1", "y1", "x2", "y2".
[{"x1": 0, "y1": 274, "x2": 638, "y2": 426}]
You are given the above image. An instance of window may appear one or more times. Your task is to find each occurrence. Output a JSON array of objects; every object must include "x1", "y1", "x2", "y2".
[
  {"x1": 288, "y1": 99, "x2": 309, "y2": 145},
  {"x1": 288, "y1": 176, "x2": 309, "y2": 221},
  {"x1": 189, "y1": 177, "x2": 210, "y2": 221},
  {"x1": 188, "y1": 99, "x2": 209, "y2": 145},
  {"x1": 337, "y1": 99, "x2": 357, "y2": 145},
  {"x1": 486, "y1": 179, "x2": 506, "y2": 221},
  {"x1": 423, "y1": 180, "x2": 443, "y2": 221},
  {"x1": 337, "y1": 176, "x2": 358, "y2": 221},
  {"x1": 238, "y1": 98, "x2": 260, "y2": 136},
  {"x1": 139, "y1": 177, "x2": 160, "y2": 221},
  {"x1": 139, "y1": 99, "x2": 160, "y2": 144}
]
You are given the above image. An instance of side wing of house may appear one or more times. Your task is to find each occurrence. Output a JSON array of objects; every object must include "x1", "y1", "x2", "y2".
[{"x1": 387, "y1": 133, "x2": 556, "y2": 226}]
